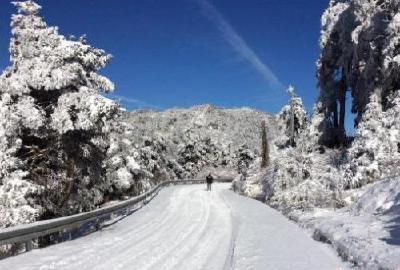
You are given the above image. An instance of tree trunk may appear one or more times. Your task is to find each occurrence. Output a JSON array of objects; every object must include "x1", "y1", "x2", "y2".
[
  {"x1": 290, "y1": 99, "x2": 295, "y2": 147},
  {"x1": 261, "y1": 120, "x2": 270, "y2": 168},
  {"x1": 338, "y1": 69, "x2": 347, "y2": 145},
  {"x1": 59, "y1": 157, "x2": 75, "y2": 207},
  {"x1": 338, "y1": 91, "x2": 346, "y2": 145},
  {"x1": 332, "y1": 101, "x2": 338, "y2": 128}
]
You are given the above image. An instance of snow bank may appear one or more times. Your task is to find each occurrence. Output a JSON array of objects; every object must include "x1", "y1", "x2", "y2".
[
  {"x1": 235, "y1": 89, "x2": 400, "y2": 268},
  {"x1": 295, "y1": 178, "x2": 400, "y2": 269},
  {"x1": 351, "y1": 177, "x2": 400, "y2": 216}
]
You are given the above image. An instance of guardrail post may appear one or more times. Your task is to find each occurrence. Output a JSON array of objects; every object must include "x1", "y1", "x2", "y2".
[
  {"x1": 25, "y1": 240, "x2": 33, "y2": 251},
  {"x1": 95, "y1": 218, "x2": 101, "y2": 231}
]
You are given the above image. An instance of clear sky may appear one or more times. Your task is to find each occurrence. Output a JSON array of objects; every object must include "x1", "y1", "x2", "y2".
[{"x1": 0, "y1": 0, "x2": 331, "y2": 115}]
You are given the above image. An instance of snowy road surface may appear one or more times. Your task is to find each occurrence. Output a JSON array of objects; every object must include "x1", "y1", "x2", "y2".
[{"x1": 1, "y1": 183, "x2": 346, "y2": 270}]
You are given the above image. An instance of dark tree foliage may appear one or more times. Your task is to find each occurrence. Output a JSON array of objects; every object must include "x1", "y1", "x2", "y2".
[{"x1": 261, "y1": 120, "x2": 270, "y2": 168}]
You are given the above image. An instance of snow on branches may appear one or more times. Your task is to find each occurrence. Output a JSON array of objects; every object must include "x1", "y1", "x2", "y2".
[
  {"x1": 0, "y1": 1, "x2": 118, "y2": 227},
  {"x1": 318, "y1": 0, "x2": 400, "y2": 186},
  {"x1": 275, "y1": 87, "x2": 307, "y2": 148},
  {"x1": 236, "y1": 0, "x2": 400, "y2": 214}
]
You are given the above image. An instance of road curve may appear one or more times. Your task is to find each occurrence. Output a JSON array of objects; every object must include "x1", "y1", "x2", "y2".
[{"x1": 0, "y1": 183, "x2": 346, "y2": 270}]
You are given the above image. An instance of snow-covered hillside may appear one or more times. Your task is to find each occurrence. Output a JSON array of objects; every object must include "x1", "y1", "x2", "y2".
[{"x1": 106, "y1": 105, "x2": 277, "y2": 199}]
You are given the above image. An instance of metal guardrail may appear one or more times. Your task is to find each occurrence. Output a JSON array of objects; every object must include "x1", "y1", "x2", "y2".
[{"x1": 0, "y1": 178, "x2": 232, "y2": 255}]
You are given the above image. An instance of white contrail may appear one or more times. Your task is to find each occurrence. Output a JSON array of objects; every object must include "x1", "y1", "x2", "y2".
[{"x1": 196, "y1": 0, "x2": 284, "y2": 90}]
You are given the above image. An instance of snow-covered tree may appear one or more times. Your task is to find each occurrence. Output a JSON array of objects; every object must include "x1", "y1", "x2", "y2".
[
  {"x1": 317, "y1": 0, "x2": 354, "y2": 146},
  {"x1": 342, "y1": 92, "x2": 400, "y2": 188},
  {"x1": 231, "y1": 0, "x2": 400, "y2": 223},
  {"x1": 318, "y1": 0, "x2": 400, "y2": 185},
  {"x1": 260, "y1": 120, "x2": 270, "y2": 168},
  {"x1": 0, "y1": 1, "x2": 118, "y2": 227},
  {"x1": 105, "y1": 119, "x2": 179, "y2": 199},
  {"x1": 276, "y1": 87, "x2": 307, "y2": 148}
]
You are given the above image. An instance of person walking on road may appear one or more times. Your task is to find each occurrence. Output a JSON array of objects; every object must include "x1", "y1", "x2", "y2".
[{"x1": 206, "y1": 173, "x2": 214, "y2": 191}]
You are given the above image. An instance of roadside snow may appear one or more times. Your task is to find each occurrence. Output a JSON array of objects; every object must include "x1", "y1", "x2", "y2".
[
  {"x1": 221, "y1": 188, "x2": 347, "y2": 270},
  {"x1": 296, "y1": 177, "x2": 400, "y2": 269}
]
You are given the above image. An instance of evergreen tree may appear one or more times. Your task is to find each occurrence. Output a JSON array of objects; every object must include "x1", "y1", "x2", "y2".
[
  {"x1": 260, "y1": 120, "x2": 270, "y2": 168},
  {"x1": 317, "y1": 0, "x2": 400, "y2": 185},
  {"x1": 0, "y1": 0, "x2": 118, "y2": 227},
  {"x1": 276, "y1": 86, "x2": 307, "y2": 148},
  {"x1": 317, "y1": 0, "x2": 354, "y2": 146}
]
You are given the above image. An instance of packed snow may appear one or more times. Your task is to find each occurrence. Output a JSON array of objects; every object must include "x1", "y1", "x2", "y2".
[{"x1": 0, "y1": 184, "x2": 346, "y2": 270}]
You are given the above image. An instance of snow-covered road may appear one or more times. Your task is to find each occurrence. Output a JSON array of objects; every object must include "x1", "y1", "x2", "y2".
[{"x1": 1, "y1": 183, "x2": 346, "y2": 270}]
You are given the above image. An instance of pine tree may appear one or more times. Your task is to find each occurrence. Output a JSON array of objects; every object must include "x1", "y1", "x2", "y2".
[
  {"x1": 317, "y1": 0, "x2": 356, "y2": 147},
  {"x1": 260, "y1": 120, "x2": 270, "y2": 168},
  {"x1": 276, "y1": 86, "x2": 307, "y2": 148},
  {"x1": 0, "y1": 0, "x2": 118, "y2": 227}
]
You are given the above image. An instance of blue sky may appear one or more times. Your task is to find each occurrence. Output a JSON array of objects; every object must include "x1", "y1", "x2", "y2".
[{"x1": 0, "y1": 0, "x2": 331, "y2": 115}]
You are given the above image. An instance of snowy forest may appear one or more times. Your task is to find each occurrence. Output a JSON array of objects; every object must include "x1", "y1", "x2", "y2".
[{"x1": 1, "y1": 0, "x2": 400, "y2": 269}]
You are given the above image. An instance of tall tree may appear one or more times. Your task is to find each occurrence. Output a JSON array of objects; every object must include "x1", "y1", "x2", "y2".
[
  {"x1": 260, "y1": 120, "x2": 270, "y2": 168},
  {"x1": 0, "y1": 0, "x2": 118, "y2": 227},
  {"x1": 276, "y1": 86, "x2": 307, "y2": 148},
  {"x1": 317, "y1": 0, "x2": 354, "y2": 146},
  {"x1": 318, "y1": 0, "x2": 400, "y2": 186}
]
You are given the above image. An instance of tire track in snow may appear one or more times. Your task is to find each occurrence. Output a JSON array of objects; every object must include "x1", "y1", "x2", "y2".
[
  {"x1": 51, "y1": 187, "x2": 183, "y2": 270},
  {"x1": 127, "y1": 187, "x2": 209, "y2": 269},
  {"x1": 95, "y1": 186, "x2": 201, "y2": 270},
  {"x1": 144, "y1": 187, "x2": 212, "y2": 270},
  {"x1": 221, "y1": 191, "x2": 239, "y2": 270},
  {"x1": 172, "y1": 188, "x2": 233, "y2": 270},
  {"x1": 13, "y1": 187, "x2": 189, "y2": 270}
]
